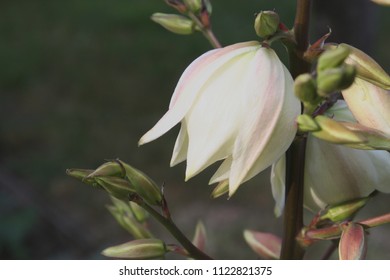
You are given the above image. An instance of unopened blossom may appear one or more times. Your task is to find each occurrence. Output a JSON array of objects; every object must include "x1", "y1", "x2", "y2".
[
  {"x1": 139, "y1": 41, "x2": 300, "y2": 196},
  {"x1": 271, "y1": 101, "x2": 390, "y2": 215},
  {"x1": 342, "y1": 78, "x2": 390, "y2": 136}
]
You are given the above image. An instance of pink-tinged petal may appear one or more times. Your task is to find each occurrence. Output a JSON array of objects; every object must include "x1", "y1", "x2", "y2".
[
  {"x1": 229, "y1": 53, "x2": 300, "y2": 195},
  {"x1": 170, "y1": 122, "x2": 189, "y2": 166},
  {"x1": 185, "y1": 46, "x2": 262, "y2": 179},
  {"x1": 243, "y1": 230, "x2": 282, "y2": 260},
  {"x1": 192, "y1": 221, "x2": 207, "y2": 251},
  {"x1": 342, "y1": 78, "x2": 390, "y2": 136},
  {"x1": 339, "y1": 223, "x2": 367, "y2": 260},
  {"x1": 139, "y1": 42, "x2": 260, "y2": 145}
]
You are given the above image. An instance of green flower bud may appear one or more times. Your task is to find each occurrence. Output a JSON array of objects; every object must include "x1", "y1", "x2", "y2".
[
  {"x1": 203, "y1": 0, "x2": 212, "y2": 14},
  {"x1": 102, "y1": 239, "x2": 167, "y2": 259},
  {"x1": 210, "y1": 180, "x2": 228, "y2": 198},
  {"x1": 183, "y1": 0, "x2": 202, "y2": 13},
  {"x1": 296, "y1": 114, "x2": 320, "y2": 132},
  {"x1": 66, "y1": 168, "x2": 99, "y2": 187},
  {"x1": 339, "y1": 223, "x2": 367, "y2": 260},
  {"x1": 151, "y1": 13, "x2": 194, "y2": 35},
  {"x1": 339, "y1": 122, "x2": 390, "y2": 150},
  {"x1": 317, "y1": 44, "x2": 350, "y2": 72},
  {"x1": 110, "y1": 197, "x2": 148, "y2": 222},
  {"x1": 118, "y1": 160, "x2": 163, "y2": 206},
  {"x1": 341, "y1": 43, "x2": 390, "y2": 89},
  {"x1": 87, "y1": 161, "x2": 124, "y2": 178},
  {"x1": 320, "y1": 197, "x2": 370, "y2": 223},
  {"x1": 294, "y1": 73, "x2": 318, "y2": 103},
  {"x1": 312, "y1": 115, "x2": 366, "y2": 144},
  {"x1": 254, "y1": 11, "x2": 280, "y2": 38},
  {"x1": 94, "y1": 176, "x2": 136, "y2": 200},
  {"x1": 317, "y1": 65, "x2": 356, "y2": 96},
  {"x1": 129, "y1": 201, "x2": 150, "y2": 222},
  {"x1": 107, "y1": 205, "x2": 153, "y2": 239}
]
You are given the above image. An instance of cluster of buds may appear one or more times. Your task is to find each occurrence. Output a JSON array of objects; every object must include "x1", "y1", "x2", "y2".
[
  {"x1": 293, "y1": 43, "x2": 390, "y2": 150},
  {"x1": 66, "y1": 160, "x2": 163, "y2": 206},
  {"x1": 67, "y1": 160, "x2": 211, "y2": 259},
  {"x1": 151, "y1": 0, "x2": 212, "y2": 36},
  {"x1": 295, "y1": 197, "x2": 389, "y2": 260},
  {"x1": 294, "y1": 44, "x2": 356, "y2": 115},
  {"x1": 106, "y1": 197, "x2": 152, "y2": 239}
]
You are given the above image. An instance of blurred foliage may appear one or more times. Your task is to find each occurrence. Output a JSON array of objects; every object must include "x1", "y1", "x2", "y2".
[{"x1": 0, "y1": 0, "x2": 389, "y2": 259}]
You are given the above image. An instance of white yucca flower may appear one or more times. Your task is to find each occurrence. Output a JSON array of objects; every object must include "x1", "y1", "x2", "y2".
[
  {"x1": 271, "y1": 101, "x2": 390, "y2": 215},
  {"x1": 139, "y1": 41, "x2": 300, "y2": 196}
]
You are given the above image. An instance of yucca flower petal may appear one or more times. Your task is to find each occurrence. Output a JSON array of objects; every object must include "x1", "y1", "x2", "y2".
[{"x1": 342, "y1": 78, "x2": 390, "y2": 136}]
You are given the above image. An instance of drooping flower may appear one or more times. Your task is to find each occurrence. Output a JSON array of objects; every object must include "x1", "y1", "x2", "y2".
[
  {"x1": 271, "y1": 101, "x2": 390, "y2": 215},
  {"x1": 139, "y1": 41, "x2": 300, "y2": 196},
  {"x1": 342, "y1": 78, "x2": 390, "y2": 136}
]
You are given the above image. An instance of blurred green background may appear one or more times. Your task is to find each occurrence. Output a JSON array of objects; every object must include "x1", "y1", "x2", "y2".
[{"x1": 0, "y1": 0, "x2": 389, "y2": 259}]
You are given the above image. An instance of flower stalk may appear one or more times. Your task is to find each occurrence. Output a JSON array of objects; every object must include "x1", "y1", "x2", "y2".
[
  {"x1": 186, "y1": 9, "x2": 221, "y2": 48},
  {"x1": 130, "y1": 195, "x2": 212, "y2": 260},
  {"x1": 280, "y1": 0, "x2": 312, "y2": 260}
]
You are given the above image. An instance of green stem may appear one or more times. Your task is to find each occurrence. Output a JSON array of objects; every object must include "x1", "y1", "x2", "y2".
[
  {"x1": 187, "y1": 12, "x2": 221, "y2": 48},
  {"x1": 280, "y1": 0, "x2": 312, "y2": 260},
  {"x1": 134, "y1": 198, "x2": 212, "y2": 260}
]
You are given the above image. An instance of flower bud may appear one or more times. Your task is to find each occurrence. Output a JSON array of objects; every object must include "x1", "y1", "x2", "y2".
[
  {"x1": 296, "y1": 114, "x2": 320, "y2": 132},
  {"x1": 183, "y1": 0, "x2": 202, "y2": 13},
  {"x1": 319, "y1": 197, "x2": 370, "y2": 223},
  {"x1": 192, "y1": 221, "x2": 207, "y2": 251},
  {"x1": 341, "y1": 43, "x2": 390, "y2": 89},
  {"x1": 202, "y1": 0, "x2": 212, "y2": 14},
  {"x1": 94, "y1": 176, "x2": 136, "y2": 200},
  {"x1": 317, "y1": 44, "x2": 350, "y2": 72},
  {"x1": 339, "y1": 122, "x2": 390, "y2": 150},
  {"x1": 339, "y1": 223, "x2": 367, "y2": 260},
  {"x1": 118, "y1": 160, "x2": 163, "y2": 206},
  {"x1": 102, "y1": 239, "x2": 167, "y2": 259},
  {"x1": 129, "y1": 201, "x2": 150, "y2": 222},
  {"x1": 243, "y1": 230, "x2": 281, "y2": 260},
  {"x1": 66, "y1": 168, "x2": 99, "y2": 187},
  {"x1": 107, "y1": 206, "x2": 152, "y2": 239},
  {"x1": 317, "y1": 65, "x2": 356, "y2": 96},
  {"x1": 151, "y1": 13, "x2": 194, "y2": 35},
  {"x1": 294, "y1": 73, "x2": 318, "y2": 103},
  {"x1": 210, "y1": 180, "x2": 229, "y2": 198},
  {"x1": 110, "y1": 197, "x2": 150, "y2": 223},
  {"x1": 87, "y1": 161, "x2": 124, "y2": 178},
  {"x1": 254, "y1": 11, "x2": 280, "y2": 38},
  {"x1": 312, "y1": 115, "x2": 366, "y2": 144}
]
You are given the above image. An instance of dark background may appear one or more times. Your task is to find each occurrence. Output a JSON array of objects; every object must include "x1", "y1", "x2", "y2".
[{"x1": 0, "y1": 0, "x2": 389, "y2": 259}]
